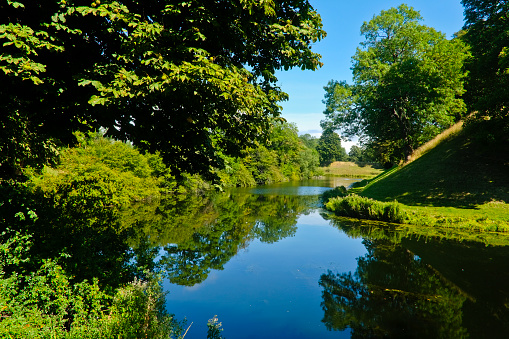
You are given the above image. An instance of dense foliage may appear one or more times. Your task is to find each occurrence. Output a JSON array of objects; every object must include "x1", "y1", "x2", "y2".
[
  {"x1": 321, "y1": 5, "x2": 469, "y2": 164},
  {"x1": 1, "y1": 165, "x2": 320, "y2": 336},
  {"x1": 348, "y1": 145, "x2": 376, "y2": 163},
  {"x1": 315, "y1": 129, "x2": 347, "y2": 166},
  {"x1": 0, "y1": 0, "x2": 325, "y2": 179},
  {"x1": 461, "y1": 0, "x2": 509, "y2": 144}
]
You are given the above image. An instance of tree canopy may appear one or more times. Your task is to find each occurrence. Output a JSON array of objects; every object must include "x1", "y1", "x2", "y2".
[
  {"x1": 461, "y1": 0, "x2": 509, "y2": 142},
  {"x1": 316, "y1": 129, "x2": 346, "y2": 166},
  {"x1": 0, "y1": 0, "x2": 325, "y2": 179},
  {"x1": 321, "y1": 5, "x2": 469, "y2": 163}
]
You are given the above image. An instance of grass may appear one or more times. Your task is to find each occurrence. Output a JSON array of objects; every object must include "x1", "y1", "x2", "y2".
[
  {"x1": 321, "y1": 161, "x2": 384, "y2": 178},
  {"x1": 405, "y1": 120, "x2": 464, "y2": 164},
  {"x1": 331, "y1": 121, "x2": 509, "y2": 237}
]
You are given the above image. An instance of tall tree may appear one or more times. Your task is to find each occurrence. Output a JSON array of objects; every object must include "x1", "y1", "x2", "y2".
[
  {"x1": 0, "y1": 0, "x2": 325, "y2": 179},
  {"x1": 461, "y1": 0, "x2": 509, "y2": 141},
  {"x1": 316, "y1": 129, "x2": 346, "y2": 166},
  {"x1": 321, "y1": 5, "x2": 469, "y2": 163}
]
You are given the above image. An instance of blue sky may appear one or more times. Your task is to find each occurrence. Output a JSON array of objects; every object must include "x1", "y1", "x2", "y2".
[{"x1": 276, "y1": 0, "x2": 465, "y2": 150}]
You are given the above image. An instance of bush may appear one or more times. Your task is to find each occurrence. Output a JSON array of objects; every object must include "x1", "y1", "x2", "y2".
[
  {"x1": 104, "y1": 276, "x2": 182, "y2": 339},
  {"x1": 0, "y1": 229, "x2": 182, "y2": 339},
  {"x1": 325, "y1": 194, "x2": 407, "y2": 223},
  {"x1": 27, "y1": 133, "x2": 166, "y2": 209}
]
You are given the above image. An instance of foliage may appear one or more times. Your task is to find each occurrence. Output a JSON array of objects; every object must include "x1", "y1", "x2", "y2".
[
  {"x1": 0, "y1": 0, "x2": 325, "y2": 180},
  {"x1": 207, "y1": 316, "x2": 225, "y2": 339},
  {"x1": 321, "y1": 5, "x2": 469, "y2": 163},
  {"x1": 299, "y1": 133, "x2": 319, "y2": 149},
  {"x1": 316, "y1": 129, "x2": 347, "y2": 166},
  {"x1": 28, "y1": 132, "x2": 170, "y2": 210},
  {"x1": 168, "y1": 120, "x2": 320, "y2": 189},
  {"x1": 461, "y1": 0, "x2": 509, "y2": 143},
  {"x1": 0, "y1": 229, "x2": 181, "y2": 339},
  {"x1": 104, "y1": 276, "x2": 182, "y2": 339},
  {"x1": 348, "y1": 145, "x2": 375, "y2": 163},
  {"x1": 325, "y1": 195, "x2": 407, "y2": 224}
]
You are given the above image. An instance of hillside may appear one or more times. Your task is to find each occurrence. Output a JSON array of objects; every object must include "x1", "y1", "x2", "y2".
[{"x1": 359, "y1": 123, "x2": 509, "y2": 208}]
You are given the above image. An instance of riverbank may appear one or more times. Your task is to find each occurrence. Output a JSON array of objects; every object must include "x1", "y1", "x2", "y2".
[{"x1": 325, "y1": 121, "x2": 509, "y2": 234}]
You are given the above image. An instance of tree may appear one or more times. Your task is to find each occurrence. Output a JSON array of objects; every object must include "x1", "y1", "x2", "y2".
[
  {"x1": 299, "y1": 133, "x2": 319, "y2": 149},
  {"x1": 0, "y1": 0, "x2": 325, "y2": 180},
  {"x1": 316, "y1": 129, "x2": 346, "y2": 166},
  {"x1": 461, "y1": 0, "x2": 509, "y2": 142},
  {"x1": 321, "y1": 5, "x2": 469, "y2": 163}
]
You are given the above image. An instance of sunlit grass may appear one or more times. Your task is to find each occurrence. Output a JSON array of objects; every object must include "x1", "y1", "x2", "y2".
[
  {"x1": 403, "y1": 201, "x2": 509, "y2": 233},
  {"x1": 321, "y1": 161, "x2": 383, "y2": 178},
  {"x1": 405, "y1": 120, "x2": 464, "y2": 165},
  {"x1": 338, "y1": 119, "x2": 509, "y2": 237}
]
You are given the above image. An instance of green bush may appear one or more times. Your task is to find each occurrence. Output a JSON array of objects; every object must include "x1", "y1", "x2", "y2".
[
  {"x1": 104, "y1": 276, "x2": 182, "y2": 339},
  {"x1": 326, "y1": 194, "x2": 407, "y2": 223},
  {"x1": 0, "y1": 230, "x2": 182, "y2": 339},
  {"x1": 27, "y1": 133, "x2": 168, "y2": 209}
]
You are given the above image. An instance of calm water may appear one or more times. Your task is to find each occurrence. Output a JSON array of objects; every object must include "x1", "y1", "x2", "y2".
[{"x1": 154, "y1": 178, "x2": 509, "y2": 338}]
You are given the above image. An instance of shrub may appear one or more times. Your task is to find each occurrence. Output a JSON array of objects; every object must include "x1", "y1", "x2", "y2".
[
  {"x1": 325, "y1": 195, "x2": 407, "y2": 223},
  {"x1": 104, "y1": 276, "x2": 182, "y2": 339},
  {"x1": 0, "y1": 229, "x2": 182, "y2": 339}
]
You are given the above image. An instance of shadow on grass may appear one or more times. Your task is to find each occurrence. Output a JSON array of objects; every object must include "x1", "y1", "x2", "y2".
[{"x1": 360, "y1": 130, "x2": 509, "y2": 209}]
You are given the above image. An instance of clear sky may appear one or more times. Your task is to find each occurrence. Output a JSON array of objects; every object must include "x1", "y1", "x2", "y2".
[{"x1": 276, "y1": 0, "x2": 466, "y2": 151}]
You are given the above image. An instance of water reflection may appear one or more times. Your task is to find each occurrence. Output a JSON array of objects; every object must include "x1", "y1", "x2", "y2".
[
  {"x1": 325, "y1": 216, "x2": 509, "y2": 338},
  {"x1": 318, "y1": 237, "x2": 468, "y2": 338},
  {"x1": 27, "y1": 174, "x2": 508, "y2": 338},
  {"x1": 134, "y1": 192, "x2": 320, "y2": 286}
]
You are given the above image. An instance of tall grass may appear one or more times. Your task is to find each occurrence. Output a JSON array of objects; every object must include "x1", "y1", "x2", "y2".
[
  {"x1": 326, "y1": 194, "x2": 407, "y2": 224},
  {"x1": 405, "y1": 120, "x2": 464, "y2": 164}
]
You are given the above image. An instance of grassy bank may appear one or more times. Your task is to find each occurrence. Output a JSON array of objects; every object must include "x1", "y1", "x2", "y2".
[
  {"x1": 321, "y1": 161, "x2": 383, "y2": 178},
  {"x1": 327, "y1": 121, "x2": 509, "y2": 235}
]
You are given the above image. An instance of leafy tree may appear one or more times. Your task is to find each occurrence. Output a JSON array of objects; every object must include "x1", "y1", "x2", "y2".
[
  {"x1": 267, "y1": 121, "x2": 319, "y2": 179},
  {"x1": 316, "y1": 129, "x2": 347, "y2": 166},
  {"x1": 348, "y1": 145, "x2": 362, "y2": 162},
  {"x1": 299, "y1": 133, "x2": 319, "y2": 149},
  {"x1": 321, "y1": 5, "x2": 469, "y2": 163},
  {"x1": 461, "y1": 0, "x2": 509, "y2": 143},
  {"x1": 348, "y1": 144, "x2": 376, "y2": 163},
  {"x1": 0, "y1": 0, "x2": 325, "y2": 180}
]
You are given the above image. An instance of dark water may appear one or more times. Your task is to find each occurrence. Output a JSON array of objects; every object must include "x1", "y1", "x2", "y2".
[{"x1": 152, "y1": 178, "x2": 509, "y2": 338}]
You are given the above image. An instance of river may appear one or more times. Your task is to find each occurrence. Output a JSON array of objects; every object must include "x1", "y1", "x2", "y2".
[{"x1": 146, "y1": 178, "x2": 509, "y2": 338}]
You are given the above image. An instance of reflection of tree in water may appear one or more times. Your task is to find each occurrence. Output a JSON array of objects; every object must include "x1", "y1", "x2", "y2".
[
  {"x1": 319, "y1": 238, "x2": 468, "y2": 338},
  {"x1": 149, "y1": 193, "x2": 318, "y2": 286}
]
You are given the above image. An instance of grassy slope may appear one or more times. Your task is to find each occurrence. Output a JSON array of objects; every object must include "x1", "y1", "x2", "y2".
[
  {"x1": 354, "y1": 123, "x2": 509, "y2": 233},
  {"x1": 362, "y1": 128, "x2": 509, "y2": 207}
]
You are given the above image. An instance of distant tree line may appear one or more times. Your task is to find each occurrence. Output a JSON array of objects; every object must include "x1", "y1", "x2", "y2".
[{"x1": 299, "y1": 131, "x2": 375, "y2": 166}]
